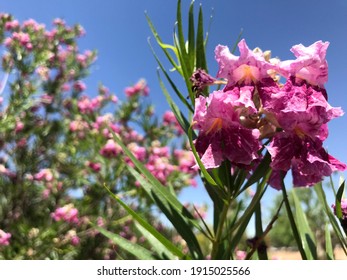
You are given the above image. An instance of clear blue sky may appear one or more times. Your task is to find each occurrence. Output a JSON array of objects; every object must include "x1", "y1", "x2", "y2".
[{"x1": 1, "y1": 0, "x2": 347, "y2": 222}]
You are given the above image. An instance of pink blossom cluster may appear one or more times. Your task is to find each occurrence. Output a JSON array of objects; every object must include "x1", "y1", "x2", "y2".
[
  {"x1": 124, "y1": 79, "x2": 150, "y2": 97},
  {"x1": 33, "y1": 168, "x2": 54, "y2": 182},
  {"x1": 163, "y1": 111, "x2": 184, "y2": 135},
  {"x1": 0, "y1": 229, "x2": 11, "y2": 246},
  {"x1": 145, "y1": 144, "x2": 176, "y2": 184},
  {"x1": 192, "y1": 39, "x2": 346, "y2": 189},
  {"x1": 99, "y1": 139, "x2": 122, "y2": 158},
  {"x1": 64, "y1": 230, "x2": 80, "y2": 246},
  {"x1": 51, "y1": 204, "x2": 79, "y2": 224}
]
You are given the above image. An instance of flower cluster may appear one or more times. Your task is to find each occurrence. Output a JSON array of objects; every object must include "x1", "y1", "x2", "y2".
[
  {"x1": 0, "y1": 230, "x2": 11, "y2": 246},
  {"x1": 51, "y1": 204, "x2": 79, "y2": 224},
  {"x1": 192, "y1": 39, "x2": 346, "y2": 188}
]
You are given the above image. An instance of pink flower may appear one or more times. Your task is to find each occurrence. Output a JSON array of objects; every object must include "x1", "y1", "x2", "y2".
[
  {"x1": 193, "y1": 90, "x2": 261, "y2": 169},
  {"x1": 87, "y1": 161, "x2": 102, "y2": 172},
  {"x1": 215, "y1": 39, "x2": 274, "y2": 88},
  {"x1": 163, "y1": 111, "x2": 184, "y2": 135},
  {"x1": 77, "y1": 95, "x2": 103, "y2": 114},
  {"x1": 34, "y1": 169, "x2": 54, "y2": 182},
  {"x1": 262, "y1": 77, "x2": 343, "y2": 140},
  {"x1": 73, "y1": 80, "x2": 86, "y2": 92},
  {"x1": 65, "y1": 230, "x2": 80, "y2": 246},
  {"x1": 127, "y1": 143, "x2": 146, "y2": 161},
  {"x1": 5, "y1": 20, "x2": 19, "y2": 30},
  {"x1": 124, "y1": 79, "x2": 149, "y2": 97},
  {"x1": 51, "y1": 204, "x2": 79, "y2": 224},
  {"x1": 0, "y1": 230, "x2": 11, "y2": 246},
  {"x1": 15, "y1": 121, "x2": 24, "y2": 133},
  {"x1": 174, "y1": 150, "x2": 198, "y2": 174},
  {"x1": 235, "y1": 250, "x2": 247, "y2": 260},
  {"x1": 268, "y1": 133, "x2": 346, "y2": 189},
  {"x1": 71, "y1": 235, "x2": 80, "y2": 246},
  {"x1": 163, "y1": 111, "x2": 176, "y2": 124},
  {"x1": 190, "y1": 68, "x2": 217, "y2": 94},
  {"x1": 53, "y1": 18, "x2": 66, "y2": 26},
  {"x1": 100, "y1": 139, "x2": 122, "y2": 158},
  {"x1": 12, "y1": 32, "x2": 30, "y2": 46},
  {"x1": 278, "y1": 41, "x2": 329, "y2": 87}
]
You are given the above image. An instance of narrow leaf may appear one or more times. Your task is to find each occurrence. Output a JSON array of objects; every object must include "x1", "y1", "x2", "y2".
[
  {"x1": 111, "y1": 132, "x2": 203, "y2": 258},
  {"x1": 102, "y1": 185, "x2": 187, "y2": 259},
  {"x1": 281, "y1": 182, "x2": 307, "y2": 260},
  {"x1": 196, "y1": 5, "x2": 207, "y2": 71},
  {"x1": 96, "y1": 226, "x2": 155, "y2": 260},
  {"x1": 148, "y1": 38, "x2": 194, "y2": 113},
  {"x1": 157, "y1": 70, "x2": 192, "y2": 137},
  {"x1": 292, "y1": 189, "x2": 317, "y2": 259},
  {"x1": 145, "y1": 12, "x2": 180, "y2": 72},
  {"x1": 135, "y1": 223, "x2": 177, "y2": 260},
  {"x1": 188, "y1": 0, "x2": 196, "y2": 67},
  {"x1": 230, "y1": 171, "x2": 270, "y2": 251},
  {"x1": 176, "y1": 0, "x2": 192, "y2": 74},
  {"x1": 314, "y1": 183, "x2": 347, "y2": 254},
  {"x1": 325, "y1": 223, "x2": 334, "y2": 260},
  {"x1": 335, "y1": 180, "x2": 345, "y2": 219},
  {"x1": 240, "y1": 152, "x2": 271, "y2": 191},
  {"x1": 126, "y1": 165, "x2": 202, "y2": 259}
]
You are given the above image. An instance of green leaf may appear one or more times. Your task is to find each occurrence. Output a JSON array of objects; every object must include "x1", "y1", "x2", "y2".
[
  {"x1": 176, "y1": 0, "x2": 191, "y2": 74},
  {"x1": 95, "y1": 226, "x2": 155, "y2": 260},
  {"x1": 145, "y1": 12, "x2": 181, "y2": 73},
  {"x1": 102, "y1": 185, "x2": 187, "y2": 259},
  {"x1": 230, "y1": 171, "x2": 270, "y2": 251},
  {"x1": 126, "y1": 165, "x2": 201, "y2": 259},
  {"x1": 325, "y1": 223, "x2": 334, "y2": 260},
  {"x1": 157, "y1": 70, "x2": 192, "y2": 137},
  {"x1": 335, "y1": 180, "x2": 345, "y2": 219},
  {"x1": 231, "y1": 29, "x2": 243, "y2": 54},
  {"x1": 314, "y1": 182, "x2": 347, "y2": 254},
  {"x1": 292, "y1": 189, "x2": 317, "y2": 259},
  {"x1": 254, "y1": 202, "x2": 268, "y2": 260},
  {"x1": 188, "y1": 0, "x2": 196, "y2": 67},
  {"x1": 196, "y1": 4, "x2": 207, "y2": 71},
  {"x1": 281, "y1": 182, "x2": 307, "y2": 260},
  {"x1": 147, "y1": 38, "x2": 194, "y2": 113},
  {"x1": 134, "y1": 223, "x2": 177, "y2": 260},
  {"x1": 240, "y1": 152, "x2": 271, "y2": 191},
  {"x1": 111, "y1": 132, "x2": 203, "y2": 259}
]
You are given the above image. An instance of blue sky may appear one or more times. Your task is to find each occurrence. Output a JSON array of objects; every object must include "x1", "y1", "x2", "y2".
[{"x1": 1, "y1": 0, "x2": 347, "y2": 223}]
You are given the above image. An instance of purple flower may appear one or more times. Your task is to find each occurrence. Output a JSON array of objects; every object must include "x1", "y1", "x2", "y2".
[
  {"x1": 215, "y1": 39, "x2": 274, "y2": 88},
  {"x1": 267, "y1": 132, "x2": 346, "y2": 189},
  {"x1": 261, "y1": 77, "x2": 343, "y2": 140},
  {"x1": 193, "y1": 90, "x2": 261, "y2": 169},
  {"x1": 278, "y1": 41, "x2": 329, "y2": 87},
  {"x1": 190, "y1": 68, "x2": 217, "y2": 94},
  {"x1": 0, "y1": 230, "x2": 11, "y2": 246}
]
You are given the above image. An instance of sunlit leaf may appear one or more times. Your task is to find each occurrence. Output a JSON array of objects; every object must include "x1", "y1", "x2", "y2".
[
  {"x1": 96, "y1": 226, "x2": 155, "y2": 260},
  {"x1": 292, "y1": 189, "x2": 317, "y2": 260}
]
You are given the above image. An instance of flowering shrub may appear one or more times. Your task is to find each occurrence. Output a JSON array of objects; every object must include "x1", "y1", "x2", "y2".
[
  {"x1": 1, "y1": 0, "x2": 346, "y2": 261},
  {"x1": 0, "y1": 13, "x2": 197, "y2": 259}
]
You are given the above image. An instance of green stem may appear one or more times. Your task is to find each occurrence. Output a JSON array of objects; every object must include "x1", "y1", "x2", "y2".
[
  {"x1": 254, "y1": 201, "x2": 268, "y2": 260},
  {"x1": 211, "y1": 198, "x2": 230, "y2": 259},
  {"x1": 281, "y1": 180, "x2": 307, "y2": 260}
]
